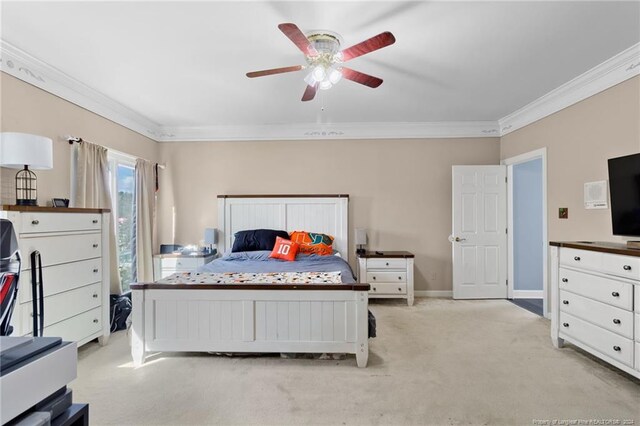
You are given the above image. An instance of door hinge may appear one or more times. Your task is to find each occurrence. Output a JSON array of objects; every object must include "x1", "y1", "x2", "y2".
[
  {"x1": 506, "y1": 228, "x2": 508, "y2": 234},
  {"x1": 505, "y1": 176, "x2": 507, "y2": 183},
  {"x1": 506, "y1": 279, "x2": 508, "y2": 286}
]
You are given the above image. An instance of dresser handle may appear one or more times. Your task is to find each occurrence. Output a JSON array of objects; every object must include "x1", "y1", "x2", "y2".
[
  {"x1": 562, "y1": 322, "x2": 569, "y2": 327},
  {"x1": 613, "y1": 345, "x2": 621, "y2": 352},
  {"x1": 31, "y1": 220, "x2": 39, "y2": 225},
  {"x1": 398, "y1": 287, "x2": 402, "y2": 292},
  {"x1": 574, "y1": 256, "x2": 581, "y2": 261},
  {"x1": 92, "y1": 293, "x2": 98, "y2": 298},
  {"x1": 398, "y1": 276, "x2": 402, "y2": 280},
  {"x1": 93, "y1": 268, "x2": 99, "y2": 273},
  {"x1": 93, "y1": 244, "x2": 99, "y2": 248},
  {"x1": 562, "y1": 300, "x2": 569, "y2": 305},
  {"x1": 561, "y1": 278, "x2": 568, "y2": 283},
  {"x1": 92, "y1": 219, "x2": 99, "y2": 224},
  {"x1": 613, "y1": 319, "x2": 621, "y2": 324},
  {"x1": 372, "y1": 276, "x2": 376, "y2": 280},
  {"x1": 623, "y1": 265, "x2": 631, "y2": 271},
  {"x1": 372, "y1": 287, "x2": 377, "y2": 292},
  {"x1": 93, "y1": 319, "x2": 99, "y2": 324},
  {"x1": 611, "y1": 291, "x2": 620, "y2": 297},
  {"x1": 385, "y1": 262, "x2": 389, "y2": 266}
]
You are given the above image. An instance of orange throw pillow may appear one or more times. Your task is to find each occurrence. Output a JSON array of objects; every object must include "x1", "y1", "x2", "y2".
[
  {"x1": 269, "y1": 236, "x2": 299, "y2": 261},
  {"x1": 289, "y1": 231, "x2": 334, "y2": 256}
]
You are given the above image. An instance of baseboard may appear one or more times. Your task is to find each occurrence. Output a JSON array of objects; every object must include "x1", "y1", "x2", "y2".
[
  {"x1": 512, "y1": 290, "x2": 543, "y2": 299},
  {"x1": 414, "y1": 290, "x2": 453, "y2": 298}
]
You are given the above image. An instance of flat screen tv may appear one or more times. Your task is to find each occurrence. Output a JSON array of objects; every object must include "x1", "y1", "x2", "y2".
[{"x1": 608, "y1": 153, "x2": 640, "y2": 237}]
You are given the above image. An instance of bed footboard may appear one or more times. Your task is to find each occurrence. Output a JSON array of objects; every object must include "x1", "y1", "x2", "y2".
[{"x1": 130, "y1": 285, "x2": 370, "y2": 368}]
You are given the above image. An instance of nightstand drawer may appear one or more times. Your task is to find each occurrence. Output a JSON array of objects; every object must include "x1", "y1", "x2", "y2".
[
  {"x1": 371, "y1": 283, "x2": 407, "y2": 295},
  {"x1": 367, "y1": 271, "x2": 406, "y2": 283},
  {"x1": 161, "y1": 257, "x2": 203, "y2": 269},
  {"x1": 367, "y1": 258, "x2": 407, "y2": 269}
]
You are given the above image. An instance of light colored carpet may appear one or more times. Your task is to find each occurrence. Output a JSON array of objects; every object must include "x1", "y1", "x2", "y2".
[{"x1": 73, "y1": 299, "x2": 639, "y2": 425}]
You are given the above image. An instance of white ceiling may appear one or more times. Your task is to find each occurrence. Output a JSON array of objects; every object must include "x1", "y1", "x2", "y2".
[{"x1": 1, "y1": 1, "x2": 639, "y2": 140}]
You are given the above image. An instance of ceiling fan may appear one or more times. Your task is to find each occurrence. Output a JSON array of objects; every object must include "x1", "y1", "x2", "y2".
[{"x1": 246, "y1": 23, "x2": 396, "y2": 101}]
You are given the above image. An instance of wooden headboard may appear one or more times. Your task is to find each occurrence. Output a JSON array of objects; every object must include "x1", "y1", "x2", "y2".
[{"x1": 217, "y1": 195, "x2": 349, "y2": 261}]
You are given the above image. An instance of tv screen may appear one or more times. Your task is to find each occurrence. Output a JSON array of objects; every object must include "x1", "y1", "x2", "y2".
[{"x1": 608, "y1": 153, "x2": 640, "y2": 237}]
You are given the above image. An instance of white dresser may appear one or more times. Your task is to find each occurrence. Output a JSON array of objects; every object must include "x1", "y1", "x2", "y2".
[
  {"x1": 550, "y1": 241, "x2": 639, "y2": 379},
  {"x1": 1, "y1": 206, "x2": 110, "y2": 347},
  {"x1": 357, "y1": 251, "x2": 415, "y2": 306},
  {"x1": 153, "y1": 253, "x2": 216, "y2": 281}
]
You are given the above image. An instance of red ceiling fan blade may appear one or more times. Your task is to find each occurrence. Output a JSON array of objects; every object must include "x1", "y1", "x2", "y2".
[
  {"x1": 278, "y1": 23, "x2": 318, "y2": 56},
  {"x1": 339, "y1": 31, "x2": 396, "y2": 62},
  {"x1": 341, "y1": 67, "x2": 383, "y2": 88},
  {"x1": 246, "y1": 65, "x2": 304, "y2": 78},
  {"x1": 301, "y1": 83, "x2": 318, "y2": 101}
]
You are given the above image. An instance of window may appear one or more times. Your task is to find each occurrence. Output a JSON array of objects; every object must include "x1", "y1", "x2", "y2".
[{"x1": 108, "y1": 153, "x2": 137, "y2": 291}]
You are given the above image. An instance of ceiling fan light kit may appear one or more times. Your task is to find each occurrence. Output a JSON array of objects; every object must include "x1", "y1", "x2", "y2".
[{"x1": 246, "y1": 23, "x2": 395, "y2": 101}]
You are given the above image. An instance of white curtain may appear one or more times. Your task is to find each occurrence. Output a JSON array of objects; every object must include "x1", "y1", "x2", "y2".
[
  {"x1": 73, "y1": 142, "x2": 122, "y2": 294},
  {"x1": 135, "y1": 159, "x2": 156, "y2": 282}
]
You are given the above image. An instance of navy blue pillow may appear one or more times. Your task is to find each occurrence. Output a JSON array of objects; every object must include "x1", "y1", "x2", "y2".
[{"x1": 231, "y1": 229, "x2": 290, "y2": 252}]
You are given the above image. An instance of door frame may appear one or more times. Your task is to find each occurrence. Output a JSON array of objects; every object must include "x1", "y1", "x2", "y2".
[{"x1": 501, "y1": 148, "x2": 549, "y2": 318}]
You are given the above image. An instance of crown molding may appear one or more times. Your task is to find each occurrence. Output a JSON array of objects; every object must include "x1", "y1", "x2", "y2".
[
  {"x1": 156, "y1": 121, "x2": 500, "y2": 142},
  {"x1": 499, "y1": 42, "x2": 640, "y2": 136},
  {"x1": 0, "y1": 40, "x2": 165, "y2": 140}
]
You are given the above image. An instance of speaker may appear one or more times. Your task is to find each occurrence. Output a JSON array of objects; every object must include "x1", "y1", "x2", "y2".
[{"x1": 584, "y1": 180, "x2": 608, "y2": 209}]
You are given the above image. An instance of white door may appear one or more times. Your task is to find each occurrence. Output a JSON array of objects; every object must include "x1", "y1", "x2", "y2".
[{"x1": 451, "y1": 166, "x2": 507, "y2": 299}]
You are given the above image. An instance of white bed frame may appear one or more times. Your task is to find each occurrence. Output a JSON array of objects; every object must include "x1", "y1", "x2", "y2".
[{"x1": 131, "y1": 195, "x2": 369, "y2": 367}]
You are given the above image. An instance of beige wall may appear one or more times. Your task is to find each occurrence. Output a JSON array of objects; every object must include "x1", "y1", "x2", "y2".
[
  {"x1": 501, "y1": 75, "x2": 640, "y2": 242},
  {"x1": 157, "y1": 138, "x2": 501, "y2": 292},
  {"x1": 0, "y1": 73, "x2": 159, "y2": 205}
]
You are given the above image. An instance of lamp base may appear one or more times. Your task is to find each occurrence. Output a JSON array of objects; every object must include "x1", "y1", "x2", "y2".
[
  {"x1": 356, "y1": 248, "x2": 366, "y2": 255},
  {"x1": 16, "y1": 199, "x2": 37, "y2": 206}
]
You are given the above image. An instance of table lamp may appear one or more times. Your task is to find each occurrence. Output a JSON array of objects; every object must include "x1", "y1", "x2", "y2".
[
  {"x1": 0, "y1": 133, "x2": 53, "y2": 206},
  {"x1": 355, "y1": 228, "x2": 367, "y2": 255},
  {"x1": 204, "y1": 228, "x2": 218, "y2": 254}
]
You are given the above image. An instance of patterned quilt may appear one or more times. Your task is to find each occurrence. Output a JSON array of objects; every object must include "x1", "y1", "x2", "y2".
[{"x1": 156, "y1": 271, "x2": 343, "y2": 285}]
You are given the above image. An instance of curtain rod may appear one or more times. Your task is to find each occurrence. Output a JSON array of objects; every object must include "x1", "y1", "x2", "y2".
[{"x1": 65, "y1": 135, "x2": 166, "y2": 169}]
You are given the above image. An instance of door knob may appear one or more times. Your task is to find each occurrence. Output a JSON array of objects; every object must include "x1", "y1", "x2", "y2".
[{"x1": 454, "y1": 237, "x2": 466, "y2": 242}]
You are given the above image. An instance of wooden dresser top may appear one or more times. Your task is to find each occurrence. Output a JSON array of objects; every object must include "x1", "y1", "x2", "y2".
[
  {"x1": 0, "y1": 205, "x2": 110, "y2": 214},
  {"x1": 549, "y1": 241, "x2": 640, "y2": 257},
  {"x1": 357, "y1": 250, "x2": 415, "y2": 258}
]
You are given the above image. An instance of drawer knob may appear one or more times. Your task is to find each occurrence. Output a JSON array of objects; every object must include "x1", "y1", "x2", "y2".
[
  {"x1": 398, "y1": 276, "x2": 402, "y2": 280},
  {"x1": 562, "y1": 322, "x2": 569, "y2": 327},
  {"x1": 562, "y1": 300, "x2": 569, "y2": 305},
  {"x1": 31, "y1": 220, "x2": 39, "y2": 225},
  {"x1": 623, "y1": 265, "x2": 631, "y2": 271},
  {"x1": 93, "y1": 293, "x2": 98, "y2": 298},
  {"x1": 93, "y1": 319, "x2": 99, "y2": 324},
  {"x1": 613, "y1": 318, "x2": 621, "y2": 325},
  {"x1": 93, "y1": 268, "x2": 99, "y2": 273},
  {"x1": 611, "y1": 291, "x2": 620, "y2": 297},
  {"x1": 372, "y1": 276, "x2": 376, "y2": 280},
  {"x1": 373, "y1": 288, "x2": 377, "y2": 291},
  {"x1": 561, "y1": 278, "x2": 568, "y2": 283},
  {"x1": 92, "y1": 219, "x2": 99, "y2": 224},
  {"x1": 385, "y1": 262, "x2": 389, "y2": 266},
  {"x1": 613, "y1": 345, "x2": 621, "y2": 352},
  {"x1": 398, "y1": 287, "x2": 402, "y2": 292},
  {"x1": 574, "y1": 256, "x2": 581, "y2": 261},
  {"x1": 93, "y1": 244, "x2": 99, "y2": 248}
]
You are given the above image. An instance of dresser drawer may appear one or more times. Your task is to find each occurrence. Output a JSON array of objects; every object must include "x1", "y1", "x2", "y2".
[
  {"x1": 43, "y1": 307, "x2": 102, "y2": 343},
  {"x1": 635, "y1": 286, "x2": 640, "y2": 313},
  {"x1": 20, "y1": 233, "x2": 102, "y2": 269},
  {"x1": 20, "y1": 213, "x2": 101, "y2": 234},
  {"x1": 370, "y1": 283, "x2": 407, "y2": 295},
  {"x1": 21, "y1": 282, "x2": 102, "y2": 332},
  {"x1": 366, "y1": 258, "x2": 407, "y2": 269},
  {"x1": 367, "y1": 271, "x2": 406, "y2": 283},
  {"x1": 601, "y1": 253, "x2": 640, "y2": 280},
  {"x1": 636, "y1": 343, "x2": 640, "y2": 370},
  {"x1": 635, "y1": 314, "x2": 640, "y2": 343},
  {"x1": 161, "y1": 257, "x2": 203, "y2": 269},
  {"x1": 559, "y1": 267, "x2": 632, "y2": 310},
  {"x1": 559, "y1": 290, "x2": 633, "y2": 339},
  {"x1": 559, "y1": 312, "x2": 634, "y2": 367},
  {"x1": 560, "y1": 248, "x2": 602, "y2": 271},
  {"x1": 19, "y1": 258, "x2": 102, "y2": 304}
]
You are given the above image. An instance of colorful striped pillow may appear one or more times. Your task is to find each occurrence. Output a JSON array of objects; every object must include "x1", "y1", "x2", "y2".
[{"x1": 289, "y1": 231, "x2": 334, "y2": 256}]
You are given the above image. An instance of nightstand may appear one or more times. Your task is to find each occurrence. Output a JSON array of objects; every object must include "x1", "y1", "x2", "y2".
[
  {"x1": 153, "y1": 253, "x2": 216, "y2": 281},
  {"x1": 357, "y1": 251, "x2": 415, "y2": 306}
]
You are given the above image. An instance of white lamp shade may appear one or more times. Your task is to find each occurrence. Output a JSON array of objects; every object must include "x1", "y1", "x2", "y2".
[
  {"x1": 204, "y1": 228, "x2": 218, "y2": 245},
  {"x1": 355, "y1": 228, "x2": 368, "y2": 245},
  {"x1": 0, "y1": 132, "x2": 53, "y2": 170}
]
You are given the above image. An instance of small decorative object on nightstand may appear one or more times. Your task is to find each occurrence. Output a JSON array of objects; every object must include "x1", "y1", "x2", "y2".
[
  {"x1": 355, "y1": 228, "x2": 367, "y2": 255},
  {"x1": 153, "y1": 252, "x2": 217, "y2": 281},
  {"x1": 357, "y1": 251, "x2": 415, "y2": 306}
]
